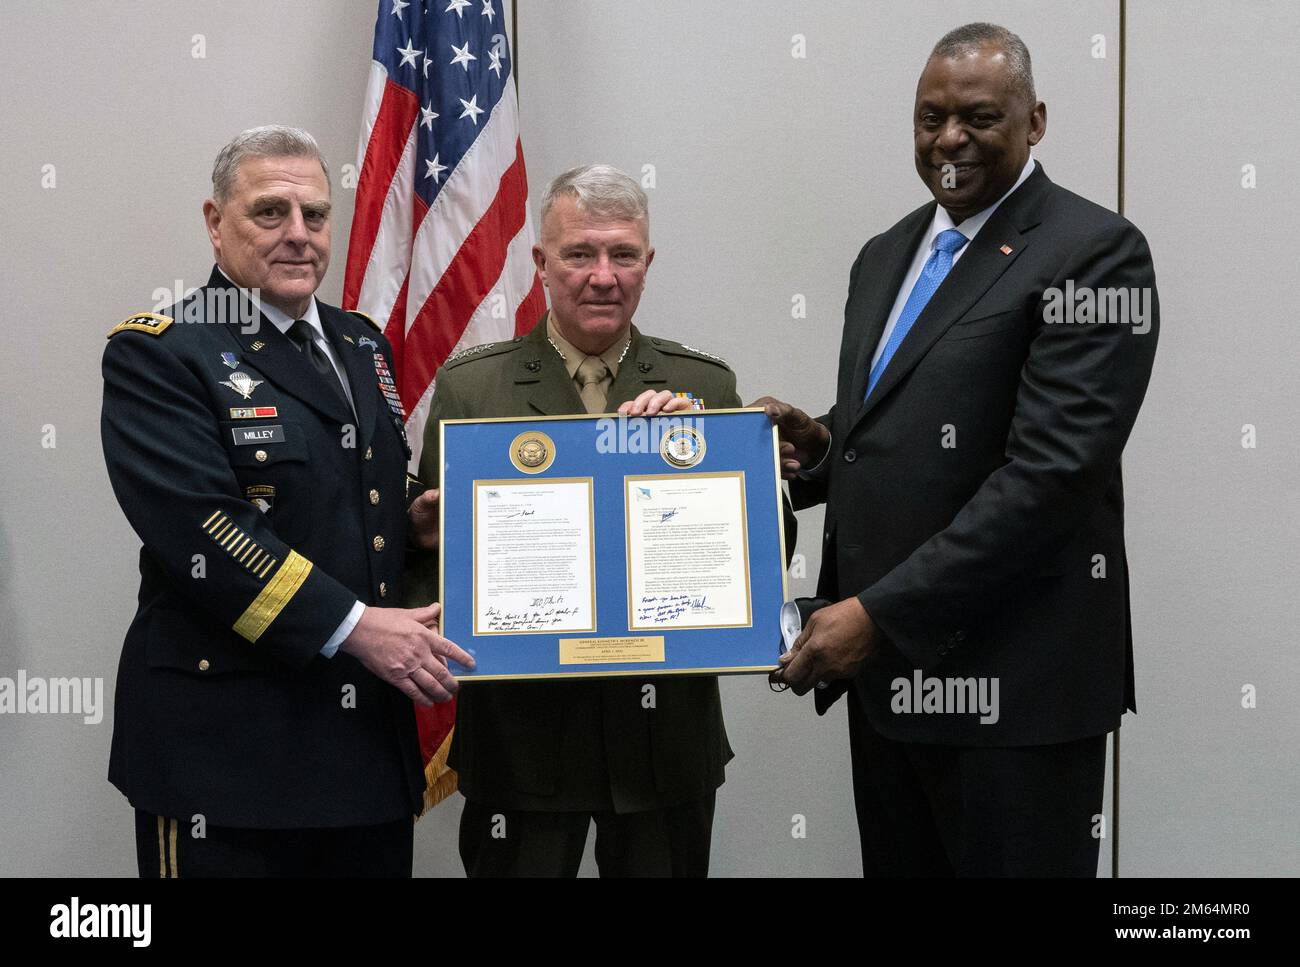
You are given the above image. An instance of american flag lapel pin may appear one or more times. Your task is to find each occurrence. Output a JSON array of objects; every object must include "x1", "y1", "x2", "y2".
[{"x1": 1000, "y1": 244, "x2": 1014, "y2": 255}]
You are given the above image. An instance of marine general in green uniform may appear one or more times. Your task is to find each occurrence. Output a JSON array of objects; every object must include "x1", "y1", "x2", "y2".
[{"x1": 407, "y1": 164, "x2": 785, "y2": 877}]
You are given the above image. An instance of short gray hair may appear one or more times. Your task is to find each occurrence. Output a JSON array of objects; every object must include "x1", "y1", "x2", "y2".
[
  {"x1": 211, "y1": 125, "x2": 329, "y2": 204},
  {"x1": 540, "y1": 164, "x2": 648, "y2": 226},
  {"x1": 931, "y1": 23, "x2": 1036, "y2": 106}
]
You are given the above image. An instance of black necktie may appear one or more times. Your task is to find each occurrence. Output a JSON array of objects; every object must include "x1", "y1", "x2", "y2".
[{"x1": 287, "y1": 319, "x2": 351, "y2": 414}]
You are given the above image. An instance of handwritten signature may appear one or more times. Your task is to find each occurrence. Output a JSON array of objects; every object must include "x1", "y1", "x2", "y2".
[
  {"x1": 484, "y1": 603, "x2": 580, "y2": 630},
  {"x1": 635, "y1": 593, "x2": 710, "y2": 623}
]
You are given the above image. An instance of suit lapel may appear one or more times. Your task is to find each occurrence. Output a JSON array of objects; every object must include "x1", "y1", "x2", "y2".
[
  {"x1": 321, "y1": 305, "x2": 380, "y2": 451},
  {"x1": 851, "y1": 164, "x2": 1050, "y2": 429},
  {"x1": 209, "y1": 270, "x2": 353, "y2": 426},
  {"x1": 513, "y1": 320, "x2": 665, "y2": 415},
  {"x1": 846, "y1": 208, "x2": 934, "y2": 412},
  {"x1": 606, "y1": 327, "x2": 667, "y2": 410},
  {"x1": 515, "y1": 319, "x2": 584, "y2": 415}
]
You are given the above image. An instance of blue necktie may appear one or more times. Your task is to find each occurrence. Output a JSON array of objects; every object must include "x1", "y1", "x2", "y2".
[{"x1": 866, "y1": 228, "x2": 969, "y2": 399}]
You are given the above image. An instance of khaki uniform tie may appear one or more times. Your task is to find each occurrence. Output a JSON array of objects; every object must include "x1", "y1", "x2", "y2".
[{"x1": 576, "y1": 356, "x2": 610, "y2": 414}]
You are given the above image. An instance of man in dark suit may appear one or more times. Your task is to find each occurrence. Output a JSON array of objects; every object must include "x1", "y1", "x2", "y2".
[
  {"x1": 761, "y1": 24, "x2": 1159, "y2": 876},
  {"x1": 101, "y1": 125, "x2": 472, "y2": 877},
  {"x1": 405, "y1": 164, "x2": 757, "y2": 877}
]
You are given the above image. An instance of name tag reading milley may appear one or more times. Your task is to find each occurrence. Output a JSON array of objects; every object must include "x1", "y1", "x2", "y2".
[{"x1": 231, "y1": 424, "x2": 285, "y2": 446}]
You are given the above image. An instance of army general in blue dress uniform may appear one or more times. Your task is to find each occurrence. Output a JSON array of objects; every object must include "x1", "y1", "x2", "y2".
[{"x1": 100, "y1": 126, "x2": 472, "y2": 877}]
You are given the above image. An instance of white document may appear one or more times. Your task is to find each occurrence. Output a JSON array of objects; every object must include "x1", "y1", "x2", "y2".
[
  {"x1": 474, "y1": 479, "x2": 596, "y2": 634},
  {"x1": 625, "y1": 473, "x2": 752, "y2": 630}
]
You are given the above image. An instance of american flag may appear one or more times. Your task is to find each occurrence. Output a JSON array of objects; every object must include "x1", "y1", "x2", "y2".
[
  {"x1": 344, "y1": 0, "x2": 545, "y2": 812},
  {"x1": 345, "y1": 0, "x2": 544, "y2": 456}
]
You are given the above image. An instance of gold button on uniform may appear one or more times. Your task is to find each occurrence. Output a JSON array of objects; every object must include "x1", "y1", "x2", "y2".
[
  {"x1": 369, "y1": 489, "x2": 380, "y2": 505},
  {"x1": 373, "y1": 535, "x2": 386, "y2": 551},
  {"x1": 379, "y1": 581, "x2": 388, "y2": 598},
  {"x1": 254, "y1": 450, "x2": 268, "y2": 463},
  {"x1": 198, "y1": 659, "x2": 210, "y2": 672},
  {"x1": 364, "y1": 447, "x2": 373, "y2": 461}
]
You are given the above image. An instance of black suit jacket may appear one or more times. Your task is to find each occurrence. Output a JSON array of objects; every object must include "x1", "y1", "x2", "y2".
[
  {"x1": 406, "y1": 320, "x2": 759, "y2": 813},
  {"x1": 792, "y1": 163, "x2": 1158, "y2": 746},
  {"x1": 101, "y1": 266, "x2": 426, "y2": 827}
]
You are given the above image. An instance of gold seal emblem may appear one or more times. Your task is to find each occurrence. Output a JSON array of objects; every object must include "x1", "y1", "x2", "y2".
[
  {"x1": 660, "y1": 425, "x2": 706, "y2": 468},
  {"x1": 509, "y1": 430, "x2": 556, "y2": 474}
]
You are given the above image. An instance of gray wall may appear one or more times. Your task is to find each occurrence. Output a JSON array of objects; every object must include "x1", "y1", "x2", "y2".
[
  {"x1": 0, "y1": 0, "x2": 1292, "y2": 876},
  {"x1": 1119, "y1": 0, "x2": 1300, "y2": 875}
]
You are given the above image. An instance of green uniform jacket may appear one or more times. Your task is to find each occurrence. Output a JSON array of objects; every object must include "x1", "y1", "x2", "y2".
[{"x1": 407, "y1": 318, "x2": 758, "y2": 813}]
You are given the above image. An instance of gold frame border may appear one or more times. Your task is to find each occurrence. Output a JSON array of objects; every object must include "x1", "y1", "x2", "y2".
[
  {"x1": 439, "y1": 405, "x2": 767, "y2": 426},
  {"x1": 439, "y1": 408, "x2": 791, "y2": 679},
  {"x1": 460, "y1": 664, "x2": 776, "y2": 682}
]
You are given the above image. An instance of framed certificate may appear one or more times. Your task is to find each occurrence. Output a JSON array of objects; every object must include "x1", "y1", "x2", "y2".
[{"x1": 439, "y1": 408, "x2": 789, "y2": 680}]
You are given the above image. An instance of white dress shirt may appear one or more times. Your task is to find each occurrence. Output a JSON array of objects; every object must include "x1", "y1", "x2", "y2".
[
  {"x1": 257, "y1": 297, "x2": 358, "y2": 415},
  {"x1": 868, "y1": 154, "x2": 1037, "y2": 372}
]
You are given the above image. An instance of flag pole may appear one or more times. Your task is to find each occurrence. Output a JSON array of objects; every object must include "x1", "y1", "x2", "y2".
[
  {"x1": 511, "y1": 0, "x2": 519, "y2": 95},
  {"x1": 1111, "y1": 0, "x2": 1126, "y2": 881}
]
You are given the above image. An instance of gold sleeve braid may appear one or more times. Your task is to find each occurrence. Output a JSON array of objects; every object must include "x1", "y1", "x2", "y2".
[
  {"x1": 232, "y1": 550, "x2": 314, "y2": 643},
  {"x1": 200, "y1": 510, "x2": 313, "y2": 643}
]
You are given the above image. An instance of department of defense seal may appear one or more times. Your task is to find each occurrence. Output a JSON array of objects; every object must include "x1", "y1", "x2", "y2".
[{"x1": 509, "y1": 430, "x2": 557, "y2": 474}]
